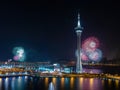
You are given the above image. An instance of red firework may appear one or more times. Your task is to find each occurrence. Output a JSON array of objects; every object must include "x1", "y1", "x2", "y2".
[
  {"x1": 81, "y1": 50, "x2": 89, "y2": 61},
  {"x1": 82, "y1": 36, "x2": 99, "y2": 52}
]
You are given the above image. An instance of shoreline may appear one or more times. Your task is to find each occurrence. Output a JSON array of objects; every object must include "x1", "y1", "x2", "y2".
[
  {"x1": 0, "y1": 73, "x2": 120, "y2": 81},
  {"x1": 0, "y1": 74, "x2": 30, "y2": 78}
]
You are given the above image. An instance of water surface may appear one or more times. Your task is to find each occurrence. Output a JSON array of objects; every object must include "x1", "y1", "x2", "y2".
[{"x1": 0, "y1": 76, "x2": 120, "y2": 90}]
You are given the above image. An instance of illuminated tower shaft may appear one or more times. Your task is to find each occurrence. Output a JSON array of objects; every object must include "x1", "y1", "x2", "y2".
[{"x1": 75, "y1": 14, "x2": 83, "y2": 73}]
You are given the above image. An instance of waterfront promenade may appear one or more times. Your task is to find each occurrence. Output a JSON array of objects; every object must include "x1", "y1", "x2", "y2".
[
  {"x1": 39, "y1": 73, "x2": 120, "y2": 80},
  {"x1": 0, "y1": 72, "x2": 120, "y2": 81}
]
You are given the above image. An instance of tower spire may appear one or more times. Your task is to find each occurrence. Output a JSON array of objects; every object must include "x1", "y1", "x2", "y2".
[
  {"x1": 77, "y1": 13, "x2": 81, "y2": 28},
  {"x1": 75, "y1": 13, "x2": 83, "y2": 31}
]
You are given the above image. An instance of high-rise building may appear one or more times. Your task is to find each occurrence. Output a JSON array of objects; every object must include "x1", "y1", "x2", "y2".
[{"x1": 75, "y1": 13, "x2": 83, "y2": 73}]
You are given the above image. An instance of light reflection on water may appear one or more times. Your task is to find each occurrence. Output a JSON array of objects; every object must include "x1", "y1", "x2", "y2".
[
  {"x1": 11, "y1": 77, "x2": 15, "y2": 90},
  {"x1": 70, "y1": 77, "x2": 74, "y2": 89},
  {"x1": 48, "y1": 82, "x2": 55, "y2": 90},
  {"x1": 108, "y1": 79, "x2": 112, "y2": 88},
  {"x1": 0, "y1": 78, "x2": 2, "y2": 90},
  {"x1": 52, "y1": 78, "x2": 57, "y2": 90},
  {"x1": 5, "y1": 78, "x2": 9, "y2": 90},
  {"x1": 0, "y1": 76, "x2": 119, "y2": 90},
  {"x1": 78, "y1": 78, "x2": 103, "y2": 90},
  {"x1": 115, "y1": 80, "x2": 119, "y2": 89},
  {"x1": 17, "y1": 76, "x2": 23, "y2": 90},
  {"x1": 45, "y1": 77, "x2": 49, "y2": 90},
  {"x1": 61, "y1": 77, "x2": 65, "y2": 89},
  {"x1": 89, "y1": 78, "x2": 94, "y2": 90}
]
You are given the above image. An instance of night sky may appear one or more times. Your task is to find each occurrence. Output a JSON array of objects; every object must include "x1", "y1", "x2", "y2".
[{"x1": 0, "y1": 0, "x2": 120, "y2": 61}]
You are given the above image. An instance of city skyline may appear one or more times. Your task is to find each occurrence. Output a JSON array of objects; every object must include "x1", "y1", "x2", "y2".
[{"x1": 0, "y1": 1, "x2": 120, "y2": 61}]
